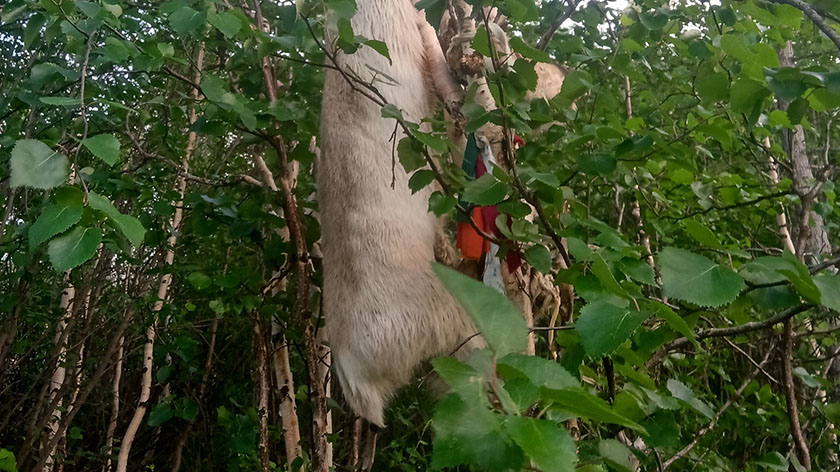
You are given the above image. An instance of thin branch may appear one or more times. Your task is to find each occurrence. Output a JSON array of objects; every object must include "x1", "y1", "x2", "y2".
[
  {"x1": 783, "y1": 318, "x2": 812, "y2": 469},
  {"x1": 723, "y1": 338, "x2": 779, "y2": 385},
  {"x1": 662, "y1": 341, "x2": 776, "y2": 469},
  {"x1": 668, "y1": 191, "x2": 794, "y2": 221},
  {"x1": 766, "y1": 0, "x2": 840, "y2": 52},
  {"x1": 537, "y1": 0, "x2": 580, "y2": 50},
  {"x1": 647, "y1": 304, "x2": 812, "y2": 368}
]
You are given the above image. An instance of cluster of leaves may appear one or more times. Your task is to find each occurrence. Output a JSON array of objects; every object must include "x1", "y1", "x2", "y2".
[{"x1": 411, "y1": 0, "x2": 840, "y2": 469}]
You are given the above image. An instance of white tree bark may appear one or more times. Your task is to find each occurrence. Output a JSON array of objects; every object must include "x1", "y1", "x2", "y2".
[
  {"x1": 103, "y1": 335, "x2": 124, "y2": 472},
  {"x1": 42, "y1": 280, "x2": 75, "y2": 472},
  {"x1": 115, "y1": 44, "x2": 204, "y2": 472}
]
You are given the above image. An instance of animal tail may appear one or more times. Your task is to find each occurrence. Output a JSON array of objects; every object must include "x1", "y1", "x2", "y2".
[{"x1": 332, "y1": 355, "x2": 392, "y2": 427}]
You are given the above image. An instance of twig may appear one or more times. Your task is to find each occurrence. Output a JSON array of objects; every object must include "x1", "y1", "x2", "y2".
[
  {"x1": 723, "y1": 338, "x2": 779, "y2": 385},
  {"x1": 537, "y1": 0, "x2": 579, "y2": 50},
  {"x1": 668, "y1": 191, "x2": 793, "y2": 221},
  {"x1": 782, "y1": 318, "x2": 812, "y2": 469},
  {"x1": 647, "y1": 304, "x2": 812, "y2": 368},
  {"x1": 72, "y1": 31, "x2": 98, "y2": 198},
  {"x1": 662, "y1": 341, "x2": 776, "y2": 469}
]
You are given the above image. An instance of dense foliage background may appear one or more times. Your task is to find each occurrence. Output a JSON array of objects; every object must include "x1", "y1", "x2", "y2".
[{"x1": 1, "y1": 0, "x2": 840, "y2": 470}]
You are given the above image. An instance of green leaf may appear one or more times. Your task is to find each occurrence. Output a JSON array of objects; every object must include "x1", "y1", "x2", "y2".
[
  {"x1": 503, "y1": 0, "x2": 538, "y2": 22},
  {"x1": 0, "y1": 449, "x2": 16, "y2": 472},
  {"x1": 730, "y1": 78, "x2": 771, "y2": 114},
  {"x1": 432, "y1": 263, "x2": 527, "y2": 357},
  {"x1": 429, "y1": 191, "x2": 457, "y2": 216},
  {"x1": 774, "y1": 253, "x2": 821, "y2": 302},
  {"x1": 659, "y1": 247, "x2": 745, "y2": 307},
  {"x1": 825, "y1": 403, "x2": 840, "y2": 424},
  {"x1": 621, "y1": 38, "x2": 643, "y2": 52},
  {"x1": 774, "y1": 3, "x2": 802, "y2": 28},
  {"x1": 10, "y1": 139, "x2": 69, "y2": 190},
  {"x1": 504, "y1": 416, "x2": 576, "y2": 472},
  {"x1": 617, "y1": 258, "x2": 655, "y2": 285},
  {"x1": 558, "y1": 69, "x2": 593, "y2": 101},
  {"x1": 412, "y1": 131, "x2": 448, "y2": 153},
  {"x1": 639, "y1": 11, "x2": 668, "y2": 30},
  {"x1": 542, "y1": 387, "x2": 646, "y2": 433},
  {"x1": 175, "y1": 397, "x2": 199, "y2": 422},
  {"x1": 695, "y1": 72, "x2": 729, "y2": 102},
  {"x1": 648, "y1": 301, "x2": 698, "y2": 347},
  {"x1": 433, "y1": 357, "x2": 487, "y2": 402},
  {"x1": 813, "y1": 275, "x2": 840, "y2": 311},
  {"x1": 787, "y1": 97, "x2": 809, "y2": 124},
  {"x1": 47, "y1": 226, "x2": 102, "y2": 272},
  {"x1": 104, "y1": 37, "x2": 131, "y2": 63},
  {"x1": 169, "y1": 6, "x2": 206, "y2": 36},
  {"x1": 24, "y1": 13, "x2": 47, "y2": 48},
  {"x1": 599, "y1": 439, "x2": 634, "y2": 472},
  {"x1": 793, "y1": 366, "x2": 820, "y2": 388},
  {"x1": 148, "y1": 402, "x2": 174, "y2": 427},
  {"x1": 209, "y1": 11, "x2": 242, "y2": 38},
  {"x1": 415, "y1": 0, "x2": 445, "y2": 28},
  {"x1": 397, "y1": 137, "x2": 425, "y2": 172},
  {"x1": 767, "y1": 74, "x2": 807, "y2": 101},
  {"x1": 2, "y1": 0, "x2": 28, "y2": 24},
  {"x1": 720, "y1": 33, "x2": 750, "y2": 62},
  {"x1": 509, "y1": 36, "x2": 551, "y2": 62},
  {"x1": 29, "y1": 202, "x2": 83, "y2": 248},
  {"x1": 189, "y1": 272, "x2": 212, "y2": 290},
  {"x1": 577, "y1": 153, "x2": 616, "y2": 175},
  {"x1": 364, "y1": 39, "x2": 391, "y2": 63},
  {"x1": 667, "y1": 378, "x2": 715, "y2": 420},
  {"x1": 380, "y1": 104, "x2": 403, "y2": 121},
  {"x1": 471, "y1": 25, "x2": 491, "y2": 57},
  {"x1": 327, "y1": 0, "x2": 357, "y2": 19},
  {"x1": 512, "y1": 59, "x2": 538, "y2": 91},
  {"x1": 39, "y1": 96, "x2": 81, "y2": 106},
  {"x1": 524, "y1": 244, "x2": 551, "y2": 273},
  {"x1": 754, "y1": 452, "x2": 789, "y2": 471},
  {"x1": 577, "y1": 301, "x2": 648, "y2": 357},
  {"x1": 640, "y1": 411, "x2": 680, "y2": 447},
  {"x1": 103, "y1": 3, "x2": 121, "y2": 17},
  {"x1": 463, "y1": 174, "x2": 508, "y2": 206},
  {"x1": 81, "y1": 134, "x2": 120, "y2": 165},
  {"x1": 498, "y1": 353, "x2": 579, "y2": 390},
  {"x1": 432, "y1": 394, "x2": 523, "y2": 471},
  {"x1": 87, "y1": 192, "x2": 146, "y2": 247},
  {"x1": 741, "y1": 256, "x2": 792, "y2": 284},
  {"x1": 408, "y1": 169, "x2": 436, "y2": 194},
  {"x1": 682, "y1": 220, "x2": 724, "y2": 250},
  {"x1": 156, "y1": 364, "x2": 174, "y2": 384},
  {"x1": 40, "y1": 0, "x2": 76, "y2": 16},
  {"x1": 591, "y1": 252, "x2": 628, "y2": 298}
]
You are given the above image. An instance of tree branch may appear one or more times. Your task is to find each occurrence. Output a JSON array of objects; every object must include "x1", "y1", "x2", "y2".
[
  {"x1": 767, "y1": 0, "x2": 840, "y2": 53},
  {"x1": 537, "y1": 0, "x2": 579, "y2": 51},
  {"x1": 647, "y1": 304, "x2": 813, "y2": 368}
]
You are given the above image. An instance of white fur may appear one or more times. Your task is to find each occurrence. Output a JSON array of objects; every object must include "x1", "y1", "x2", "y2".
[{"x1": 318, "y1": 0, "x2": 477, "y2": 427}]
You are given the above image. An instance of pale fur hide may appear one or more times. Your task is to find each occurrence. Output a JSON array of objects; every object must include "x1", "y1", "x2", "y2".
[{"x1": 318, "y1": 0, "x2": 477, "y2": 427}]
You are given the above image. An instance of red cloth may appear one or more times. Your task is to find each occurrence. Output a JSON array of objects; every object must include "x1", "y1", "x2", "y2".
[
  {"x1": 457, "y1": 147, "x2": 522, "y2": 272},
  {"x1": 456, "y1": 207, "x2": 490, "y2": 260}
]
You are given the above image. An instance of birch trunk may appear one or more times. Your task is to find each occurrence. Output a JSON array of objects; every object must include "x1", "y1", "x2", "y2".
[
  {"x1": 103, "y1": 335, "x2": 124, "y2": 472},
  {"x1": 271, "y1": 325, "x2": 303, "y2": 471},
  {"x1": 115, "y1": 44, "x2": 204, "y2": 472},
  {"x1": 254, "y1": 315, "x2": 271, "y2": 472},
  {"x1": 41, "y1": 281, "x2": 75, "y2": 472}
]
